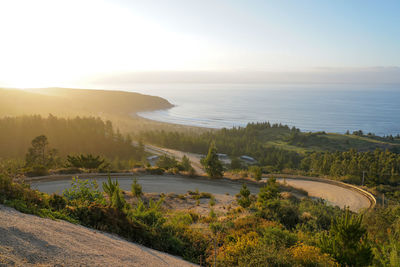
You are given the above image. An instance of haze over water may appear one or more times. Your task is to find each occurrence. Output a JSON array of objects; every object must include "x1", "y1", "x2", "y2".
[{"x1": 128, "y1": 83, "x2": 400, "y2": 136}]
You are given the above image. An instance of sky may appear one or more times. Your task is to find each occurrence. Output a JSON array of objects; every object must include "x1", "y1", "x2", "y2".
[{"x1": 0, "y1": 0, "x2": 399, "y2": 88}]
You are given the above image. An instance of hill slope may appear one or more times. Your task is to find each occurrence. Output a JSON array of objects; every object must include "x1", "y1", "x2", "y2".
[
  {"x1": 0, "y1": 205, "x2": 195, "y2": 267},
  {"x1": 0, "y1": 87, "x2": 174, "y2": 133}
]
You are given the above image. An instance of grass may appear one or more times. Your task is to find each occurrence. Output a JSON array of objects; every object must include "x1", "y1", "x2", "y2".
[{"x1": 264, "y1": 130, "x2": 400, "y2": 154}]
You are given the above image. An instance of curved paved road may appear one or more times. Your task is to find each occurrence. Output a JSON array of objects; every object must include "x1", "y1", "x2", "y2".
[
  {"x1": 276, "y1": 178, "x2": 371, "y2": 212},
  {"x1": 31, "y1": 175, "x2": 262, "y2": 196},
  {"x1": 31, "y1": 173, "x2": 371, "y2": 212},
  {"x1": 144, "y1": 145, "x2": 373, "y2": 212}
]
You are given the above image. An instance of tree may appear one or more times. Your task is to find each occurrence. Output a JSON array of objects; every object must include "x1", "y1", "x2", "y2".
[
  {"x1": 111, "y1": 187, "x2": 126, "y2": 210},
  {"x1": 25, "y1": 135, "x2": 57, "y2": 168},
  {"x1": 201, "y1": 143, "x2": 223, "y2": 178},
  {"x1": 258, "y1": 177, "x2": 279, "y2": 205},
  {"x1": 156, "y1": 154, "x2": 178, "y2": 170},
  {"x1": 249, "y1": 166, "x2": 262, "y2": 181},
  {"x1": 320, "y1": 208, "x2": 373, "y2": 266},
  {"x1": 237, "y1": 183, "x2": 251, "y2": 208},
  {"x1": 181, "y1": 155, "x2": 192, "y2": 171},
  {"x1": 131, "y1": 178, "x2": 142, "y2": 198}
]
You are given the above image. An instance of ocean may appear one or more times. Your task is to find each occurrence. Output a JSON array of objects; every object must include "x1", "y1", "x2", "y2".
[{"x1": 119, "y1": 83, "x2": 400, "y2": 136}]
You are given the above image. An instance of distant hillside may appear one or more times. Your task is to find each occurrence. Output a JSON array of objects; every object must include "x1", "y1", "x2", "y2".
[
  {"x1": 0, "y1": 87, "x2": 172, "y2": 117},
  {"x1": 0, "y1": 88, "x2": 174, "y2": 133}
]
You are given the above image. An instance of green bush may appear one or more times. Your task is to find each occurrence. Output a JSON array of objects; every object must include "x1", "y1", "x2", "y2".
[
  {"x1": 146, "y1": 167, "x2": 165, "y2": 175},
  {"x1": 63, "y1": 177, "x2": 105, "y2": 205},
  {"x1": 25, "y1": 165, "x2": 49, "y2": 177},
  {"x1": 48, "y1": 193, "x2": 67, "y2": 210},
  {"x1": 131, "y1": 178, "x2": 143, "y2": 198}
]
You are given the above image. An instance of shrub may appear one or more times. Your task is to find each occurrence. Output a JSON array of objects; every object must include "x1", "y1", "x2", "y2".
[
  {"x1": 48, "y1": 193, "x2": 67, "y2": 210},
  {"x1": 249, "y1": 166, "x2": 262, "y2": 181},
  {"x1": 146, "y1": 167, "x2": 165, "y2": 175},
  {"x1": 111, "y1": 188, "x2": 127, "y2": 211},
  {"x1": 102, "y1": 176, "x2": 120, "y2": 199},
  {"x1": 52, "y1": 167, "x2": 82, "y2": 174},
  {"x1": 209, "y1": 196, "x2": 216, "y2": 207},
  {"x1": 319, "y1": 208, "x2": 373, "y2": 266},
  {"x1": 25, "y1": 165, "x2": 49, "y2": 177},
  {"x1": 131, "y1": 178, "x2": 143, "y2": 198},
  {"x1": 290, "y1": 243, "x2": 338, "y2": 267},
  {"x1": 63, "y1": 177, "x2": 105, "y2": 205},
  {"x1": 237, "y1": 183, "x2": 251, "y2": 208},
  {"x1": 156, "y1": 155, "x2": 178, "y2": 170}
]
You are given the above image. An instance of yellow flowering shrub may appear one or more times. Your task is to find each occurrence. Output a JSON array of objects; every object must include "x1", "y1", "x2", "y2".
[{"x1": 290, "y1": 243, "x2": 338, "y2": 267}]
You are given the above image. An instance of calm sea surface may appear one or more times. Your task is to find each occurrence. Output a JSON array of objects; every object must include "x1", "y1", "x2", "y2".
[{"x1": 119, "y1": 83, "x2": 400, "y2": 136}]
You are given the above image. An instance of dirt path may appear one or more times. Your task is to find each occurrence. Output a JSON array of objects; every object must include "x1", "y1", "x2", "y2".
[{"x1": 0, "y1": 205, "x2": 196, "y2": 267}]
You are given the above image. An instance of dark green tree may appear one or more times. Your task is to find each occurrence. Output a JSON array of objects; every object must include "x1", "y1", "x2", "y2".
[
  {"x1": 320, "y1": 208, "x2": 373, "y2": 266},
  {"x1": 249, "y1": 166, "x2": 262, "y2": 181},
  {"x1": 258, "y1": 177, "x2": 279, "y2": 205},
  {"x1": 111, "y1": 188, "x2": 126, "y2": 210},
  {"x1": 201, "y1": 143, "x2": 223, "y2": 178},
  {"x1": 25, "y1": 135, "x2": 57, "y2": 168},
  {"x1": 131, "y1": 178, "x2": 142, "y2": 198},
  {"x1": 156, "y1": 154, "x2": 178, "y2": 170},
  {"x1": 237, "y1": 183, "x2": 251, "y2": 208},
  {"x1": 181, "y1": 155, "x2": 192, "y2": 171}
]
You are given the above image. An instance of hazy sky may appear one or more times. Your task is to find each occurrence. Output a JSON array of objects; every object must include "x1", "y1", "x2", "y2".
[{"x1": 0, "y1": 0, "x2": 399, "y2": 87}]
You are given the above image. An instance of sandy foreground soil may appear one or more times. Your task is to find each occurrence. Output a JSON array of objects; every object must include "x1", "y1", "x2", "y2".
[{"x1": 0, "y1": 205, "x2": 196, "y2": 267}]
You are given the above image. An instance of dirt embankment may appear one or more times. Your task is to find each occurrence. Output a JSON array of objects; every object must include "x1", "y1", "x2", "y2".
[{"x1": 0, "y1": 205, "x2": 196, "y2": 267}]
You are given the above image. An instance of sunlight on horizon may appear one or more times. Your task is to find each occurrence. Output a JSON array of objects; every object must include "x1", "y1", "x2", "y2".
[
  {"x1": 0, "y1": 0, "x2": 399, "y2": 88},
  {"x1": 0, "y1": 0, "x2": 219, "y2": 88}
]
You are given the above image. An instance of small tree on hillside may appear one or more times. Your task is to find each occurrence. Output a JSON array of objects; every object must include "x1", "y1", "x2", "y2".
[
  {"x1": 249, "y1": 166, "x2": 262, "y2": 181},
  {"x1": 201, "y1": 143, "x2": 223, "y2": 178},
  {"x1": 181, "y1": 155, "x2": 192, "y2": 171},
  {"x1": 111, "y1": 187, "x2": 126, "y2": 210},
  {"x1": 320, "y1": 208, "x2": 373, "y2": 266},
  {"x1": 131, "y1": 178, "x2": 142, "y2": 198},
  {"x1": 156, "y1": 154, "x2": 178, "y2": 170},
  {"x1": 237, "y1": 183, "x2": 251, "y2": 208},
  {"x1": 25, "y1": 135, "x2": 57, "y2": 168},
  {"x1": 257, "y1": 177, "x2": 279, "y2": 205}
]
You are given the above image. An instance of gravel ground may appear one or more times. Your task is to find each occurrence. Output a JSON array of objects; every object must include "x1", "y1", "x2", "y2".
[{"x1": 0, "y1": 205, "x2": 196, "y2": 267}]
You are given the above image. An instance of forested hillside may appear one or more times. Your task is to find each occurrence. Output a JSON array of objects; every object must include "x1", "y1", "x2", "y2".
[
  {"x1": 140, "y1": 122, "x2": 400, "y2": 187},
  {"x1": 0, "y1": 88, "x2": 174, "y2": 133},
  {"x1": 0, "y1": 115, "x2": 141, "y2": 159}
]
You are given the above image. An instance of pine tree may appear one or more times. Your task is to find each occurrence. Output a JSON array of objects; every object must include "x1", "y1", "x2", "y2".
[
  {"x1": 111, "y1": 188, "x2": 126, "y2": 210},
  {"x1": 258, "y1": 177, "x2": 279, "y2": 205},
  {"x1": 320, "y1": 208, "x2": 373, "y2": 266},
  {"x1": 237, "y1": 183, "x2": 251, "y2": 208},
  {"x1": 131, "y1": 178, "x2": 142, "y2": 198},
  {"x1": 201, "y1": 142, "x2": 223, "y2": 178}
]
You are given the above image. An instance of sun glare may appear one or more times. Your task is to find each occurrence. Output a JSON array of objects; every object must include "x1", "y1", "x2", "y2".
[{"x1": 0, "y1": 0, "x2": 216, "y2": 88}]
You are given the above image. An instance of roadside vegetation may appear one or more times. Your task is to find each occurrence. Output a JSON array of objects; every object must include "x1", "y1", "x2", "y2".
[{"x1": 1, "y1": 163, "x2": 400, "y2": 266}]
